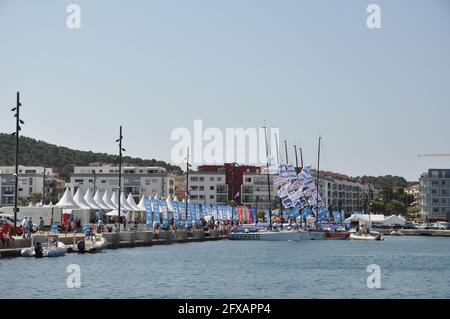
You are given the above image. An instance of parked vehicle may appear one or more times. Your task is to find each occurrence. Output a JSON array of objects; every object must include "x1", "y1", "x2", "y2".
[
  {"x1": 0, "y1": 214, "x2": 38, "y2": 232},
  {"x1": 0, "y1": 219, "x2": 23, "y2": 235},
  {"x1": 432, "y1": 222, "x2": 450, "y2": 230}
]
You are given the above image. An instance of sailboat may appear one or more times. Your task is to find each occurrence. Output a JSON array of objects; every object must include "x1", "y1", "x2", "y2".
[{"x1": 229, "y1": 135, "x2": 349, "y2": 241}]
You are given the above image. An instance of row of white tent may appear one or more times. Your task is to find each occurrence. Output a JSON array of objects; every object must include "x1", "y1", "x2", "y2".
[{"x1": 53, "y1": 188, "x2": 182, "y2": 215}]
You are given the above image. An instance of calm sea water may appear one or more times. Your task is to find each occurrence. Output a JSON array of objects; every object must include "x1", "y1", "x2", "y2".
[{"x1": 1, "y1": 236, "x2": 449, "y2": 299}]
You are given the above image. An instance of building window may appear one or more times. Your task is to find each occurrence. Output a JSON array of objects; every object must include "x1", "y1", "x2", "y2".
[
  {"x1": 101, "y1": 180, "x2": 106, "y2": 184},
  {"x1": 210, "y1": 186, "x2": 214, "y2": 191},
  {"x1": 210, "y1": 195, "x2": 215, "y2": 200},
  {"x1": 191, "y1": 177, "x2": 198, "y2": 182},
  {"x1": 210, "y1": 177, "x2": 214, "y2": 181},
  {"x1": 245, "y1": 178, "x2": 251, "y2": 183},
  {"x1": 217, "y1": 177, "x2": 222, "y2": 182},
  {"x1": 75, "y1": 179, "x2": 84, "y2": 184},
  {"x1": 199, "y1": 177, "x2": 205, "y2": 182}
]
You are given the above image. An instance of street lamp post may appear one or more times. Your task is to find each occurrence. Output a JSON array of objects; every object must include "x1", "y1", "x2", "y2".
[
  {"x1": 11, "y1": 92, "x2": 24, "y2": 235},
  {"x1": 115, "y1": 126, "x2": 125, "y2": 232},
  {"x1": 185, "y1": 147, "x2": 191, "y2": 223}
]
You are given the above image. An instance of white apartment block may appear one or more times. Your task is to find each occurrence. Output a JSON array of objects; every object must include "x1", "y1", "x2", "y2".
[
  {"x1": 188, "y1": 171, "x2": 228, "y2": 204},
  {"x1": 0, "y1": 166, "x2": 54, "y2": 205},
  {"x1": 241, "y1": 169, "x2": 279, "y2": 210},
  {"x1": 70, "y1": 165, "x2": 176, "y2": 202}
]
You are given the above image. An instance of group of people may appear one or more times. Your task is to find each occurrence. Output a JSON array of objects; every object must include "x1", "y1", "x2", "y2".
[{"x1": 20, "y1": 217, "x2": 36, "y2": 239}]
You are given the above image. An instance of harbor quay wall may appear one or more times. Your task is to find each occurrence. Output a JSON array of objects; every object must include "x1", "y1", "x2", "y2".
[
  {"x1": 0, "y1": 229, "x2": 225, "y2": 258},
  {"x1": 375, "y1": 229, "x2": 450, "y2": 236}
]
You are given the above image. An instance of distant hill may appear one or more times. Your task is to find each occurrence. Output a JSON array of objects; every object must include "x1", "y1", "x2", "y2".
[
  {"x1": 357, "y1": 175, "x2": 409, "y2": 190},
  {"x1": 0, "y1": 133, "x2": 182, "y2": 180}
]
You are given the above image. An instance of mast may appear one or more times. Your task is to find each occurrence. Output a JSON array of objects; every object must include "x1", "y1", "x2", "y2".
[
  {"x1": 293, "y1": 145, "x2": 299, "y2": 174},
  {"x1": 185, "y1": 147, "x2": 190, "y2": 223},
  {"x1": 263, "y1": 127, "x2": 272, "y2": 228},
  {"x1": 316, "y1": 137, "x2": 322, "y2": 223},
  {"x1": 299, "y1": 147, "x2": 304, "y2": 168}
]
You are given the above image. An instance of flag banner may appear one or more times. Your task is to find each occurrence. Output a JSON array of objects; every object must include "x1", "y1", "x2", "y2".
[
  {"x1": 217, "y1": 205, "x2": 223, "y2": 221},
  {"x1": 237, "y1": 205, "x2": 243, "y2": 222},
  {"x1": 267, "y1": 155, "x2": 279, "y2": 174},
  {"x1": 245, "y1": 206, "x2": 251, "y2": 223},
  {"x1": 301, "y1": 207, "x2": 311, "y2": 219},
  {"x1": 180, "y1": 203, "x2": 186, "y2": 224},
  {"x1": 144, "y1": 198, "x2": 153, "y2": 228},
  {"x1": 188, "y1": 203, "x2": 195, "y2": 227},
  {"x1": 151, "y1": 199, "x2": 160, "y2": 225},
  {"x1": 282, "y1": 197, "x2": 294, "y2": 208},
  {"x1": 251, "y1": 207, "x2": 257, "y2": 223},
  {"x1": 294, "y1": 199, "x2": 303, "y2": 210},
  {"x1": 195, "y1": 203, "x2": 201, "y2": 225},
  {"x1": 279, "y1": 165, "x2": 289, "y2": 180},
  {"x1": 205, "y1": 204, "x2": 212, "y2": 217},
  {"x1": 317, "y1": 207, "x2": 328, "y2": 222},
  {"x1": 287, "y1": 165, "x2": 297, "y2": 178},
  {"x1": 278, "y1": 184, "x2": 289, "y2": 198},
  {"x1": 213, "y1": 204, "x2": 219, "y2": 219},
  {"x1": 160, "y1": 200, "x2": 169, "y2": 229},
  {"x1": 273, "y1": 176, "x2": 285, "y2": 188},
  {"x1": 172, "y1": 200, "x2": 180, "y2": 228}
]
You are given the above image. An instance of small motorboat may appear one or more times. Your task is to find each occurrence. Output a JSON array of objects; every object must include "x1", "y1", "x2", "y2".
[
  {"x1": 70, "y1": 235, "x2": 107, "y2": 253},
  {"x1": 349, "y1": 232, "x2": 384, "y2": 241},
  {"x1": 21, "y1": 235, "x2": 67, "y2": 257},
  {"x1": 390, "y1": 230, "x2": 404, "y2": 236}
]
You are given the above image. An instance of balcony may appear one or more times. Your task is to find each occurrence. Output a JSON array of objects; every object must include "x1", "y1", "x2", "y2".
[{"x1": 216, "y1": 185, "x2": 228, "y2": 193}]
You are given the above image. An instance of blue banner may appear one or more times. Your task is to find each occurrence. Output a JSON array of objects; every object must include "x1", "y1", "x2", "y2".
[
  {"x1": 50, "y1": 224, "x2": 59, "y2": 234},
  {"x1": 144, "y1": 198, "x2": 152, "y2": 228},
  {"x1": 251, "y1": 207, "x2": 257, "y2": 223},
  {"x1": 160, "y1": 199, "x2": 169, "y2": 229},
  {"x1": 195, "y1": 203, "x2": 201, "y2": 225},
  {"x1": 152, "y1": 199, "x2": 160, "y2": 226},
  {"x1": 188, "y1": 202, "x2": 195, "y2": 227},
  {"x1": 82, "y1": 224, "x2": 90, "y2": 234},
  {"x1": 172, "y1": 200, "x2": 180, "y2": 228},
  {"x1": 180, "y1": 202, "x2": 186, "y2": 226}
]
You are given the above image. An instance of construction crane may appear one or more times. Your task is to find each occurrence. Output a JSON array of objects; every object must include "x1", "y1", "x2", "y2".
[{"x1": 418, "y1": 153, "x2": 450, "y2": 158}]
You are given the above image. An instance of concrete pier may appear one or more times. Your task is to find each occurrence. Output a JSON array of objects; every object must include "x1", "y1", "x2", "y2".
[{"x1": 0, "y1": 229, "x2": 227, "y2": 259}]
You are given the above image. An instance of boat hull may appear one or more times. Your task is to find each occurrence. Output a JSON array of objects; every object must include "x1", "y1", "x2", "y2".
[{"x1": 229, "y1": 230, "x2": 327, "y2": 241}]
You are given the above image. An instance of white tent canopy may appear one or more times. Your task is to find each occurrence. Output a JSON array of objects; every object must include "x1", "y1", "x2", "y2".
[
  {"x1": 137, "y1": 195, "x2": 146, "y2": 211},
  {"x1": 382, "y1": 215, "x2": 406, "y2": 226},
  {"x1": 84, "y1": 188, "x2": 100, "y2": 210},
  {"x1": 344, "y1": 214, "x2": 385, "y2": 224},
  {"x1": 94, "y1": 190, "x2": 110, "y2": 210},
  {"x1": 106, "y1": 209, "x2": 126, "y2": 217},
  {"x1": 127, "y1": 193, "x2": 143, "y2": 211},
  {"x1": 55, "y1": 188, "x2": 79, "y2": 209},
  {"x1": 103, "y1": 189, "x2": 117, "y2": 210},
  {"x1": 120, "y1": 192, "x2": 135, "y2": 212},
  {"x1": 73, "y1": 189, "x2": 91, "y2": 210}
]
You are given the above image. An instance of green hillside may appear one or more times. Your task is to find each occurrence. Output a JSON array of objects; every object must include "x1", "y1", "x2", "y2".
[{"x1": 0, "y1": 133, "x2": 182, "y2": 180}]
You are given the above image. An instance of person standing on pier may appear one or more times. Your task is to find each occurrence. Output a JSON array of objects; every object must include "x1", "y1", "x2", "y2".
[
  {"x1": 21, "y1": 217, "x2": 28, "y2": 239},
  {"x1": 28, "y1": 218, "x2": 34, "y2": 239},
  {"x1": 39, "y1": 217, "x2": 45, "y2": 234}
]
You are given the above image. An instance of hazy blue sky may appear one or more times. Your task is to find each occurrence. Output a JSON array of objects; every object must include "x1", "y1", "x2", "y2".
[{"x1": 1, "y1": 0, "x2": 449, "y2": 180}]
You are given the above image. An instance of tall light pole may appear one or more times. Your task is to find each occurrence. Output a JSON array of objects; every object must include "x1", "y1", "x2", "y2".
[
  {"x1": 115, "y1": 126, "x2": 125, "y2": 232},
  {"x1": 93, "y1": 170, "x2": 97, "y2": 194},
  {"x1": 42, "y1": 164, "x2": 47, "y2": 205},
  {"x1": 185, "y1": 147, "x2": 191, "y2": 222},
  {"x1": 11, "y1": 92, "x2": 24, "y2": 235}
]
